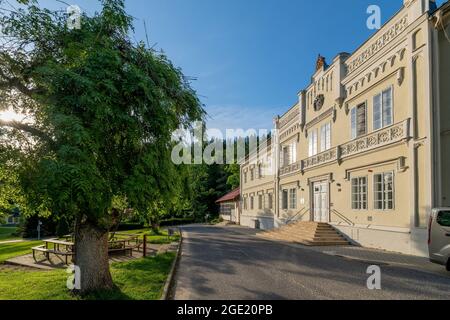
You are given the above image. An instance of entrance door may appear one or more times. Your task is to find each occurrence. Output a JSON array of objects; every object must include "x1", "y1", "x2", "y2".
[{"x1": 313, "y1": 181, "x2": 329, "y2": 222}]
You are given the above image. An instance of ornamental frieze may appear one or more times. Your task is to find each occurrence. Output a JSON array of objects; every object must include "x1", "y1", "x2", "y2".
[{"x1": 346, "y1": 15, "x2": 408, "y2": 75}]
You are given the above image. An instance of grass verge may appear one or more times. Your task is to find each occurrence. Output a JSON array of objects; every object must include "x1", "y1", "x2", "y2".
[
  {"x1": 0, "y1": 241, "x2": 43, "y2": 263},
  {"x1": 0, "y1": 252, "x2": 176, "y2": 300}
]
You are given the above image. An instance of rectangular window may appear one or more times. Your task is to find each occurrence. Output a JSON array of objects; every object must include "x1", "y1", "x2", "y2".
[
  {"x1": 244, "y1": 172, "x2": 247, "y2": 184},
  {"x1": 282, "y1": 146, "x2": 291, "y2": 167},
  {"x1": 220, "y1": 204, "x2": 232, "y2": 215},
  {"x1": 373, "y1": 87, "x2": 393, "y2": 131},
  {"x1": 351, "y1": 103, "x2": 367, "y2": 139},
  {"x1": 289, "y1": 188, "x2": 297, "y2": 210},
  {"x1": 268, "y1": 194, "x2": 273, "y2": 210},
  {"x1": 258, "y1": 164, "x2": 263, "y2": 179},
  {"x1": 308, "y1": 129, "x2": 318, "y2": 157},
  {"x1": 374, "y1": 172, "x2": 394, "y2": 210},
  {"x1": 320, "y1": 122, "x2": 331, "y2": 152},
  {"x1": 250, "y1": 196, "x2": 254, "y2": 210},
  {"x1": 243, "y1": 198, "x2": 247, "y2": 210},
  {"x1": 250, "y1": 169, "x2": 254, "y2": 181},
  {"x1": 258, "y1": 194, "x2": 263, "y2": 210},
  {"x1": 282, "y1": 190, "x2": 288, "y2": 210},
  {"x1": 351, "y1": 177, "x2": 368, "y2": 210}
]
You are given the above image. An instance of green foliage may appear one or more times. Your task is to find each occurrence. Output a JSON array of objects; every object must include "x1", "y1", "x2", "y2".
[
  {"x1": 225, "y1": 164, "x2": 240, "y2": 190},
  {"x1": 0, "y1": 0, "x2": 204, "y2": 231}
]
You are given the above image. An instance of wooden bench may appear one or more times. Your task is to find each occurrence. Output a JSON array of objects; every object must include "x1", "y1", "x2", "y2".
[
  {"x1": 108, "y1": 247, "x2": 133, "y2": 257},
  {"x1": 32, "y1": 245, "x2": 74, "y2": 265}
]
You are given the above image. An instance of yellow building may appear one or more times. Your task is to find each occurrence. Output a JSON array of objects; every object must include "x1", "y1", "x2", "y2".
[{"x1": 239, "y1": 0, "x2": 450, "y2": 257}]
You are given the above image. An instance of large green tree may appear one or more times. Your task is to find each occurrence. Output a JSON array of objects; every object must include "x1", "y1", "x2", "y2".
[{"x1": 0, "y1": 0, "x2": 203, "y2": 293}]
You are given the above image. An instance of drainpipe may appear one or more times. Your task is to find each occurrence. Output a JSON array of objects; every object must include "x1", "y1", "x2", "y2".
[{"x1": 273, "y1": 116, "x2": 280, "y2": 226}]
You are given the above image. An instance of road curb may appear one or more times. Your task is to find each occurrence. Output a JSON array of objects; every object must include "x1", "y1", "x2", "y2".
[{"x1": 160, "y1": 228, "x2": 183, "y2": 300}]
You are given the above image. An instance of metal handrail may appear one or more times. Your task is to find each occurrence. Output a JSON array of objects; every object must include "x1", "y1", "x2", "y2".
[
  {"x1": 331, "y1": 209, "x2": 355, "y2": 226},
  {"x1": 285, "y1": 207, "x2": 310, "y2": 225}
]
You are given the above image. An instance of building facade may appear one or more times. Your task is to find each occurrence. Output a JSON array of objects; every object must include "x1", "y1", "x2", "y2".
[
  {"x1": 216, "y1": 188, "x2": 241, "y2": 224},
  {"x1": 239, "y1": 0, "x2": 450, "y2": 257}
]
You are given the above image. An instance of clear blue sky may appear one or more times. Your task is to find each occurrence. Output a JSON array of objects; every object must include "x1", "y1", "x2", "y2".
[{"x1": 31, "y1": 0, "x2": 446, "y2": 134}]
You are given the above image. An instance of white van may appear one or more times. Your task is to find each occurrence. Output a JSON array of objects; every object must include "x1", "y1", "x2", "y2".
[{"x1": 428, "y1": 208, "x2": 450, "y2": 271}]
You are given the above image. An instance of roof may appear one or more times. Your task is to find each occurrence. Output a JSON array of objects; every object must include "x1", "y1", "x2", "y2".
[{"x1": 216, "y1": 188, "x2": 240, "y2": 203}]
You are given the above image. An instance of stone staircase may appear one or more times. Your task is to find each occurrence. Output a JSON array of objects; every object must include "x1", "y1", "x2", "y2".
[{"x1": 258, "y1": 221, "x2": 351, "y2": 246}]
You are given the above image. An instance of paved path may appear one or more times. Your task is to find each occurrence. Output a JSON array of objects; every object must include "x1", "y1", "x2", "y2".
[{"x1": 174, "y1": 225, "x2": 450, "y2": 300}]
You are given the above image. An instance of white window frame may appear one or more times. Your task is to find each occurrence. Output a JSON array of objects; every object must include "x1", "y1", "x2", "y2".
[
  {"x1": 373, "y1": 86, "x2": 394, "y2": 131},
  {"x1": 351, "y1": 102, "x2": 367, "y2": 139},
  {"x1": 320, "y1": 122, "x2": 331, "y2": 152},
  {"x1": 258, "y1": 194, "x2": 263, "y2": 210},
  {"x1": 308, "y1": 129, "x2": 318, "y2": 157},
  {"x1": 268, "y1": 193, "x2": 273, "y2": 210},
  {"x1": 373, "y1": 171, "x2": 395, "y2": 211},
  {"x1": 351, "y1": 176, "x2": 368, "y2": 210},
  {"x1": 282, "y1": 190, "x2": 288, "y2": 210},
  {"x1": 289, "y1": 188, "x2": 297, "y2": 210}
]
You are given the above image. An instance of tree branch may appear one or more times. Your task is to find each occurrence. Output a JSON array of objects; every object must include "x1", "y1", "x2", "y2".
[{"x1": 0, "y1": 119, "x2": 52, "y2": 144}]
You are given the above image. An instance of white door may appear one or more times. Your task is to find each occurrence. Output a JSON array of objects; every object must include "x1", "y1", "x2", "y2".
[{"x1": 313, "y1": 181, "x2": 329, "y2": 222}]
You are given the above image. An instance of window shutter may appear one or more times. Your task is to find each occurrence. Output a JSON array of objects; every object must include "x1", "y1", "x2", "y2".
[
  {"x1": 373, "y1": 94, "x2": 382, "y2": 130},
  {"x1": 308, "y1": 135, "x2": 313, "y2": 157},
  {"x1": 320, "y1": 125, "x2": 326, "y2": 152},
  {"x1": 326, "y1": 123, "x2": 331, "y2": 150},
  {"x1": 357, "y1": 104, "x2": 366, "y2": 137},
  {"x1": 313, "y1": 129, "x2": 318, "y2": 155},
  {"x1": 382, "y1": 88, "x2": 393, "y2": 127},
  {"x1": 351, "y1": 107, "x2": 357, "y2": 139},
  {"x1": 291, "y1": 143, "x2": 297, "y2": 163}
]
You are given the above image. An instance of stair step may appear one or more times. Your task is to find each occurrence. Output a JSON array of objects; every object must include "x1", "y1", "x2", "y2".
[{"x1": 258, "y1": 221, "x2": 351, "y2": 247}]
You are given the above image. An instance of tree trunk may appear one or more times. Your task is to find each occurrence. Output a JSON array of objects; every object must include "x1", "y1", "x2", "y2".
[{"x1": 74, "y1": 220, "x2": 113, "y2": 294}]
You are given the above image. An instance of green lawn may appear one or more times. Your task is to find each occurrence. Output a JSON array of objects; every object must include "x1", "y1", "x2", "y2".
[
  {"x1": 0, "y1": 227, "x2": 20, "y2": 241},
  {"x1": 0, "y1": 228, "x2": 178, "y2": 300},
  {"x1": 0, "y1": 241, "x2": 43, "y2": 263},
  {"x1": 116, "y1": 228, "x2": 180, "y2": 244},
  {"x1": 0, "y1": 252, "x2": 176, "y2": 300}
]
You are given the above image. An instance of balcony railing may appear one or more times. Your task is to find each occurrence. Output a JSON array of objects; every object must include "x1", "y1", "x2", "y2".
[
  {"x1": 279, "y1": 119, "x2": 411, "y2": 174},
  {"x1": 302, "y1": 147, "x2": 339, "y2": 171},
  {"x1": 339, "y1": 119, "x2": 410, "y2": 158}
]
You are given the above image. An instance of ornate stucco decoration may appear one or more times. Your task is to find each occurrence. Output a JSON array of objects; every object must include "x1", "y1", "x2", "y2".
[
  {"x1": 316, "y1": 54, "x2": 328, "y2": 71},
  {"x1": 346, "y1": 47, "x2": 407, "y2": 97},
  {"x1": 313, "y1": 94, "x2": 325, "y2": 111},
  {"x1": 345, "y1": 15, "x2": 408, "y2": 75},
  {"x1": 279, "y1": 106, "x2": 300, "y2": 129}
]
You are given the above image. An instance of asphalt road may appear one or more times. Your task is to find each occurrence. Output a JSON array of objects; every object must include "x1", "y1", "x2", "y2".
[{"x1": 173, "y1": 225, "x2": 450, "y2": 300}]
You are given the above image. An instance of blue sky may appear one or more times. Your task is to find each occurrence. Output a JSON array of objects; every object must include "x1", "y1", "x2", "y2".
[{"x1": 26, "y1": 0, "x2": 446, "y2": 134}]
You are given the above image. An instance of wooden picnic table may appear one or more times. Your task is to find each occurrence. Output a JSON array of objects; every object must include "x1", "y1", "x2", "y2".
[
  {"x1": 32, "y1": 239, "x2": 75, "y2": 265},
  {"x1": 43, "y1": 239, "x2": 74, "y2": 252}
]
